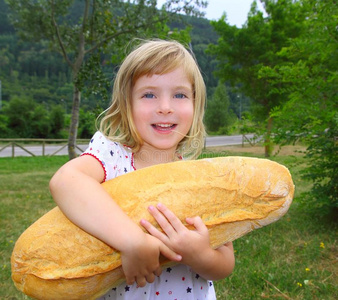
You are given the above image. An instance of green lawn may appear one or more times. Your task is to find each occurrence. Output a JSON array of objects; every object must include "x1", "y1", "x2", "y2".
[{"x1": 1, "y1": 149, "x2": 336, "y2": 299}]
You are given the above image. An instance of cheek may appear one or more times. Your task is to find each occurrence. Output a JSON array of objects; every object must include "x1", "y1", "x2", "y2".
[
  {"x1": 132, "y1": 102, "x2": 151, "y2": 117},
  {"x1": 182, "y1": 102, "x2": 194, "y2": 122},
  {"x1": 131, "y1": 102, "x2": 152, "y2": 131}
]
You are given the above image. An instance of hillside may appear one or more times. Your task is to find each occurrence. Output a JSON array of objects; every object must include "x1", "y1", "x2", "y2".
[{"x1": 0, "y1": 0, "x2": 219, "y2": 110}]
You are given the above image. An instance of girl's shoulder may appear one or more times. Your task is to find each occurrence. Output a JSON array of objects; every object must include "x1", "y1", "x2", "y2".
[
  {"x1": 87, "y1": 131, "x2": 131, "y2": 153},
  {"x1": 82, "y1": 131, "x2": 135, "y2": 181}
]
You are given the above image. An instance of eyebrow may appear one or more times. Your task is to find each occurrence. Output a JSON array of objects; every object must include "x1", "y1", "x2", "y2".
[{"x1": 134, "y1": 85, "x2": 193, "y2": 92}]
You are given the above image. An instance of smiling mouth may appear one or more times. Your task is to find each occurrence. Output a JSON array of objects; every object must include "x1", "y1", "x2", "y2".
[{"x1": 151, "y1": 123, "x2": 177, "y2": 131}]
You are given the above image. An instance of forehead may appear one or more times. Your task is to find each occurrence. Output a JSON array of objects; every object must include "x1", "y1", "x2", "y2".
[
  {"x1": 133, "y1": 67, "x2": 193, "y2": 90},
  {"x1": 133, "y1": 64, "x2": 194, "y2": 87}
]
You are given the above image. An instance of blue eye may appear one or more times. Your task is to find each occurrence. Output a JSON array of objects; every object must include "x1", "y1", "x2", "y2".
[
  {"x1": 175, "y1": 93, "x2": 187, "y2": 99},
  {"x1": 143, "y1": 93, "x2": 155, "y2": 99}
]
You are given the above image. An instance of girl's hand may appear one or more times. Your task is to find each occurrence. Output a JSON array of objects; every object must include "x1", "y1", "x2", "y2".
[
  {"x1": 120, "y1": 233, "x2": 182, "y2": 287},
  {"x1": 140, "y1": 203, "x2": 211, "y2": 268},
  {"x1": 140, "y1": 203, "x2": 235, "y2": 280}
]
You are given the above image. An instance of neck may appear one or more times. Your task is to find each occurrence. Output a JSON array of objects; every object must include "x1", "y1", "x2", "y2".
[{"x1": 133, "y1": 147, "x2": 179, "y2": 169}]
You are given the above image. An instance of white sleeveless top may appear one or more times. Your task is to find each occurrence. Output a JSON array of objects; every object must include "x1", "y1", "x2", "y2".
[{"x1": 82, "y1": 131, "x2": 216, "y2": 300}]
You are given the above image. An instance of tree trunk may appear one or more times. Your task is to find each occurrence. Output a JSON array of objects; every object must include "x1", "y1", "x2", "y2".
[
  {"x1": 264, "y1": 116, "x2": 273, "y2": 157},
  {"x1": 68, "y1": 85, "x2": 81, "y2": 160}
]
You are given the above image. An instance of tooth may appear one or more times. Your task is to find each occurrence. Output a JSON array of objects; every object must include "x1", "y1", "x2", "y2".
[{"x1": 157, "y1": 124, "x2": 172, "y2": 127}]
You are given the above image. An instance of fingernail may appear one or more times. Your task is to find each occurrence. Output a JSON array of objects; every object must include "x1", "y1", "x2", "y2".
[
  {"x1": 157, "y1": 203, "x2": 164, "y2": 209},
  {"x1": 148, "y1": 205, "x2": 155, "y2": 211}
]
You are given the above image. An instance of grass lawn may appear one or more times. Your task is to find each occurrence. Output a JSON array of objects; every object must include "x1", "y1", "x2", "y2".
[{"x1": 1, "y1": 145, "x2": 337, "y2": 299}]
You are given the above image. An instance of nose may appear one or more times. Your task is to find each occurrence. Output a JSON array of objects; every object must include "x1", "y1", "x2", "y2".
[{"x1": 157, "y1": 96, "x2": 174, "y2": 114}]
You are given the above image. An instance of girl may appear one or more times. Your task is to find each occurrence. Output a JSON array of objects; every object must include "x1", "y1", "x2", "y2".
[{"x1": 50, "y1": 39, "x2": 235, "y2": 299}]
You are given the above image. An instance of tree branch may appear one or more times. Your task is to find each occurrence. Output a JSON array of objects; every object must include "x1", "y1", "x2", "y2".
[
  {"x1": 50, "y1": 0, "x2": 73, "y2": 69},
  {"x1": 73, "y1": 0, "x2": 90, "y2": 72},
  {"x1": 84, "y1": 11, "x2": 170, "y2": 55}
]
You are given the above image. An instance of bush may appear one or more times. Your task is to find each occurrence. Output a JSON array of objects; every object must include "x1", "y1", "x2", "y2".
[
  {"x1": 2, "y1": 97, "x2": 69, "y2": 138},
  {"x1": 49, "y1": 105, "x2": 65, "y2": 138},
  {"x1": 300, "y1": 113, "x2": 338, "y2": 218}
]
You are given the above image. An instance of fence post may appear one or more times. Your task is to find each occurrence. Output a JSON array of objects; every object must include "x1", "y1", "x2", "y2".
[{"x1": 11, "y1": 142, "x2": 14, "y2": 158}]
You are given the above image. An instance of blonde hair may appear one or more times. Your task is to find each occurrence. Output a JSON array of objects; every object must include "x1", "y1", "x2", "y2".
[{"x1": 99, "y1": 39, "x2": 206, "y2": 159}]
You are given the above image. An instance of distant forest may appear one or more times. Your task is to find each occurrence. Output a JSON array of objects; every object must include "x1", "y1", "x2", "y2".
[{"x1": 0, "y1": 0, "x2": 224, "y2": 112}]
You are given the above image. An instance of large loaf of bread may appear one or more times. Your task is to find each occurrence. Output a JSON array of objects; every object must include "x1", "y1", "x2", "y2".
[{"x1": 11, "y1": 156, "x2": 294, "y2": 299}]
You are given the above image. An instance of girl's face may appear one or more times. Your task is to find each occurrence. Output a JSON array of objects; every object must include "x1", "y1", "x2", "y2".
[{"x1": 131, "y1": 67, "x2": 194, "y2": 155}]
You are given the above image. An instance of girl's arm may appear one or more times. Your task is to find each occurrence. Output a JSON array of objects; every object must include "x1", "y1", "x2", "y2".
[
  {"x1": 140, "y1": 203, "x2": 235, "y2": 280},
  {"x1": 49, "y1": 155, "x2": 181, "y2": 286}
]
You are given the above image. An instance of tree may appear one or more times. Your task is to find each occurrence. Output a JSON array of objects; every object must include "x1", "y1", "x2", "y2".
[
  {"x1": 78, "y1": 108, "x2": 98, "y2": 139},
  {"x1": 6, "y1": 0, "x2": 207, "y2": 159},
  {"x1": 4, "y1": 96, "x2": 50, "y2": 138},
  {"x1": 49, "y1": 105, "x2": 66, "y2": 138},
  {"x1": 0, "y1": 111, "x2": 10, "y2": 138},
  {"x1": 259, "y1": 0, "x2": 338, "y2": 217},
  {"x1": 204, "y1": 81, "x2": 235, "y2": 134},
  {"x1": 207, "y1": 0, "x2": 306, "y2": 156}
]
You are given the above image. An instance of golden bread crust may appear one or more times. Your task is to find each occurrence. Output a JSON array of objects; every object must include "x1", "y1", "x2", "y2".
[{"x1": 11, "y1": 156, "x2": 294, "y2": 299}]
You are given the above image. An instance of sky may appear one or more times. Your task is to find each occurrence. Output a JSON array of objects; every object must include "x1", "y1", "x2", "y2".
[{"x1": 157, "y1": 0, "x2": 266, "y2": 28}]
